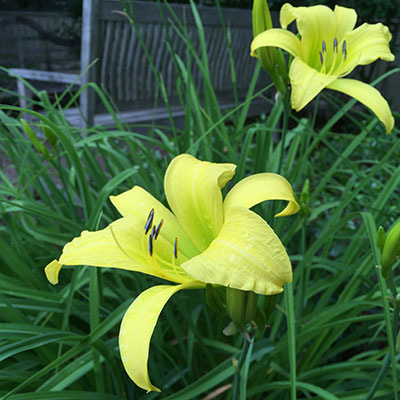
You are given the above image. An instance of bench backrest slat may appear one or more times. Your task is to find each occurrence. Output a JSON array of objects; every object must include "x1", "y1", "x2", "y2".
[{"x1": 81, "y1": 0, "x2": 262, "y2": 123}]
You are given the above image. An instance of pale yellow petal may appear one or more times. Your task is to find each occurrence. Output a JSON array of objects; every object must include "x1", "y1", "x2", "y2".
[
  {"x1": 345, "y1": 23, "x2": 395, "y2": 66},
  {"x1": 251, "y1": 28, "x2": 302, "y2": 59},
  {"x1": 326, "y1": 78, "x2": 394, "y2": 134},
  {"x1": 223, "y1": 173, "x2": 299, "y2": 217},
  {"x1": 119, "y1": 281, "x2": 204, "y2": 392},
  {"x1": 289, "y1": 57, "x2": 337, "y2": 111},
  {"x1": 164, "y1": 154, "x2": 236, "y2": 252},
  {"x1": 45, "y1": 260, "x2": 63, "y2": 285},
  {"x1": 181, "y1": 206, "x2": 292, "y2": 295},
  {"x1": 280, "y1": 3, "x2": 296, "y2": 29},
  {"x1": 56, "y1": 216, "x2": 193, "y2": 284},
  {"x1": 110, "y1": 186, "x2": 199, "y2": 257},
  {"x1": 281, "y1": 3, "x2": 336, "y2": 66},
  {"x1": 333, "y1": 5, "x2": 357, "y2": 39}
]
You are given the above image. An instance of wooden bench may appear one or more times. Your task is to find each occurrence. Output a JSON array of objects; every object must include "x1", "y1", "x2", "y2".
[{"x1": 9, "y1": 0, "x2": 267, "y2": 127}]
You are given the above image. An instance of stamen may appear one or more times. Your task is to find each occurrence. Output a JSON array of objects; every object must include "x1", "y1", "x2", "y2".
[
  {"x1": 151, "y1": 225, "x2": 156, "y2": 237},
  {"x1": 333, "y1": 37, "x2": 338, "y2": 52},
  {"x1": 342, "y1": 40, "x2": 347, "y2": 60},
  {"x1": 174, "y1": 237, "x2": 178, "y2": 259},
  {"x1": 144, "y1": 208, "x2": 154, "y2": 234},
  {"x1": 154, "y1": 219, "x2": 164, "y2": 240},
  {"x1": 148, "y1": 232, "x2": 154, "y2": 256},
  {"x1": 319, "y1": 51, "x2": 324, "y2": 64},
  {"x1": 322, "y1": 40, "x2": 326, "y2": 53}
]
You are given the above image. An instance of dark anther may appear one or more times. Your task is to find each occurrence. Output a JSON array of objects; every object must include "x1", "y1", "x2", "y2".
[
  {"x1": 174, "y1": 237, "x2": 178, "y2": 259},
  {"x1": 342, "y1": 40, "x2": 347, "y2": 60},
  {"x1": 322, "y1": 40, "x2": 326, "y2": 52},
  {"x1": 151, "y1": 225, "x2": 156, "y2": 237},
  {"x1": 154, "y1": 219, "x2": 164, "y2": 240},
  {"x1": 333, "y1": 37, "x2": 338, "y2": 52},
  {"x1": 148, "y1": 232, "x2": 154, "y2": 256},
  {"x1": 144, "y1": 208, "x2": 154, "y2": 234},
  {"x1": 319, "y1": 51, "x2": 324, "y2": 64}
]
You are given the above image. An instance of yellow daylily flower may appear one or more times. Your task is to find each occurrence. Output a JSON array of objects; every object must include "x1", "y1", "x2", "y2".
[
  {"x1": 251, "y1": 3, "x2": 395, "y2": 133},
  {"x1": 45, "y1": 154, "x2": 299, "y2": 392}
]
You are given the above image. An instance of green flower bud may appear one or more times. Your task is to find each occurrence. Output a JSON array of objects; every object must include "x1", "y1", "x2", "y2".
[
  {"x1": 224, "y1": 287, "x2": 258, "y2": 335},
  {"x1": 42, "y1": 125, "x2": 58, "y2": 148},
  {"x1": 252, "y1": 0, "x2": 288, "y2": 94},
  {"x1": 376, "y1": 226, "x2": 386, "y2": 254},
  {"x1": 21, "y1": 119, "x2": 50, "y2": 159},
  {"x1": 300, "y1": 179, "x2": 310, "y2": 205},
  {"x1": 381, "y1": 221, "x2": 400, "y2": 278}
]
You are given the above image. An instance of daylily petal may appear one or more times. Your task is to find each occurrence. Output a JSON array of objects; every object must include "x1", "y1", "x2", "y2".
[
  {"x1": 345, "y1": 23, "x2": 395, "y2": 66},
  {"x1": 333, "y1": 5, "x2": 357, "y2": 39},
  {"x1": 164, "y1": 154, "x2": 236, "y2": 252},
  {"x1": 326, "y1": 78, "x2": 395, "y2": 134},
  {"x1": 223, "y1": 173, "x2": 299, "y2": 217},
  {"x1": 281, "y1": 3, "x2": 336, "y2": 66},
  {"x1": 45, "y1": 216, "x2": 193, "y2": 285},
  {"x1": 110, "y1": 186, "x2": 199, "y2": 258},
  {"x1": 119, "y1": 281, "x2": 204, "y2": 392},
  {"x1": 45, "y1": 260, "x2": 63, "y2": 285},
  {"x1": 251, "y1": 28, "x2": 302, "y2": 59},
  {"x1": 182, "y1": 206, "x2": 292, "y2": 295},
  {"x1": 289, "y1": 57, "x2": 337, "y2": 111}
]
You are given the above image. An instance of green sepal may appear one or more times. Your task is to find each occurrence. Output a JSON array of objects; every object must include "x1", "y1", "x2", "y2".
[
  {"x1": 205, "y1": 284, "x2": 226, "y2": 316},
  {"x1": 225, "y1": 287, "x2": 259, "y2": 334},
  {"x1": 262, "y1": 294, "x2": 278, "y2": 320},
  {"x1": 245, "y1": 290, "x2": 258, "y2": 323},
  {"x1": 223, "y1": 321, "x2": 242, "y2": 336},
  {"x1": 226, "y1": 287, "x2": 246, "y2": 329}
]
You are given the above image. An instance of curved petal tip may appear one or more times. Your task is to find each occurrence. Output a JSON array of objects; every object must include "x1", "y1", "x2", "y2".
[{"x1": 45, "y1": 260, "x2": 63, "y2": 285}]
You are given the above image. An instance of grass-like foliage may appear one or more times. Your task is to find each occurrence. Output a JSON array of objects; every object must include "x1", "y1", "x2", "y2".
[{"x1": 1, "y1": 2, "x2": 399, "y2": 399}]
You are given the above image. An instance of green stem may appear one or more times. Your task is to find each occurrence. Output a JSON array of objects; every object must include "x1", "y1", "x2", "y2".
[
  {"x1": 284, "y1": 281, "x2": 297, "y2": 400},
  {"x1": 232, "y1": 336, "x2": 251, "y2": 400},
  {"x1": 373, "y1": 266, "x2": 399, "y2": 400},
  {"x1": 277, "y1": 91, "x2": 291, "y2": 175},
  {"x1": 365, "y1": 352, "x2": 392, "y2": 400},
  {"x1": 387, "y1": 275, "x2": 398, "y2": 298}
]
